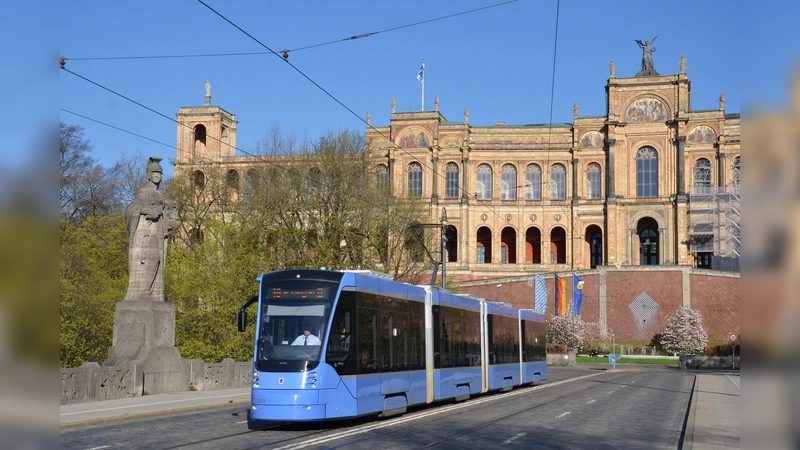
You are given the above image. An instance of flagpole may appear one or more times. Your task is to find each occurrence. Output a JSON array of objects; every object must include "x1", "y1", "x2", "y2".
[{"x1": 421, "y1": 73, "x2": 425, "y2": 111}]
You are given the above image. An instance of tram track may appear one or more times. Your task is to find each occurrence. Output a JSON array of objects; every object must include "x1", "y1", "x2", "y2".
[{"x1": 258, "y1": 370, "x2": 611, "y2": 450}]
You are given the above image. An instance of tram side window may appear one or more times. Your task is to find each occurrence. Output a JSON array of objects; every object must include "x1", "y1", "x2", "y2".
[
  {"x1": 326, "y1": 303, "x2": 354, "y2": 376},
  {"x1": 435, "y1": 306, "x2": 481, "y2": 368},
  {"x1": 357, "y1": 307, "x2": 377, "y2": 374},
  {"x1": 522, "y1": 319, "x2": 546, "y2": 362},
  {"x1": 489, "y1": 315, "x2": 520, "y2": 365}
]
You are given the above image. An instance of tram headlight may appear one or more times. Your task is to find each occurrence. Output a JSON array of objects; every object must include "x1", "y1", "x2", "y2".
[{"x1": 252, "y1": 371, "x2": 259, "y2": 387}]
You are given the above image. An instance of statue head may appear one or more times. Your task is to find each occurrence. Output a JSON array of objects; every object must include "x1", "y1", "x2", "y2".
[{"x1": 147, "y1": 157, "x2": 164, "y2": 183}]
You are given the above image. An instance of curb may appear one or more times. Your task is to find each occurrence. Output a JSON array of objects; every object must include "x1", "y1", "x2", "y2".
[
  {"x1": 679, "y1": 374, "x2": 699, "y2": 449},
  {"x1": 60, "y1": 399, "x2": 250, "y2": 431}
]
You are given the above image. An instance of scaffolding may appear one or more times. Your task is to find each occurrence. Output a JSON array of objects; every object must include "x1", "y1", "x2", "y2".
[{"x1": 688, "y1": 186, "x2": 740, "y2": 271}]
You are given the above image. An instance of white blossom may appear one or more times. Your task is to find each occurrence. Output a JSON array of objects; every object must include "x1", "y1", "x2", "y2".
[
  {"x1": 659, "y1": 307, "x2": 708, "y2": 354},
  {"x1": 550, "y1": 315, "x2": 586, "y2": 350}
]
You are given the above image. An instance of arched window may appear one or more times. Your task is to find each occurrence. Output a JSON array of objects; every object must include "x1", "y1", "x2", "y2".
[
  {"x1": 501, "y1": 164, "x2": 517, "y2": 200},
  {"x1": 407, "y1": 162, "x2": 422, "y2": 197},
  {"x1": 586, "y1": 163, "x2": 602, "y2": 199},
  {"x1": 245, "y1": 169, "x2": 258, "y2": 203},
  {"x1": 525, "y1": 164, "x2": 542, "y2": 200},
  {"x1": 550, "y1": 164, "x2": 566, "y2": 200},
  {"x1": 636, "y1": 147, "x2": 659, "y2": 198},
  {"x1": 732, "y1": 157, "x2": 740, "y2": 191},
  {"x1": 640, "y1": 228, "x2": 659, "y2": 265},
  {"x1": 445, "y1": 162, "x2": 460, "y2": 198},
  {"x1": 476, "y1": 164, "x2": 492, "y2": 200},
  {"x1": 694, "y1": 158, "x2": 712, "y2": 192},
  {"x1": 226, "y1": 169, "x2": 239, "y2": 203},
  {"x1": 404, "y1": 223, "x2": 426, "y2": 263},
  {"x1": 193, "y1": 125, "x2": 206, "y2": 159},
  {"x1": 376, "y1": 164, "x2": 389, "y2": 191}
]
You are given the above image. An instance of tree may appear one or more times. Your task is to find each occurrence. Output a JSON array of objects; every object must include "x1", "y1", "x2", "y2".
[
  {"x1": 550, "y1": 315, "x2": 586, "y2": 350},
  {"x1": 583, "y1": 321, "x2": 613, "y2": 352},
  {"x1": 659, "y1": 307, "x2": 709, "y2": 355},
  {"x1": 60, "y1": 213, "x2": 129, "y2": 367},
  {"x1": 60, "y1": 122, "x2": 122, "y2": 222}
]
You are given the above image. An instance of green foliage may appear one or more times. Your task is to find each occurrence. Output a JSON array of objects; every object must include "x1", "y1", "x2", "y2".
[
  {"x1": 60, "y1": 213, "x2": 128, "y2": 367},
  {"x1": 166, "y1": 220, "x2": 264, "y2": 363}
]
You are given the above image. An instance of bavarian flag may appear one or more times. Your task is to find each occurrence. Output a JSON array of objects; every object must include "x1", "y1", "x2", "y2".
[
  {"x1": 555, "y1": 274, "x2": 567, "y2": 316},
  {"x1": 573, "y1": 274, "x2": 584, "y2": 315}
]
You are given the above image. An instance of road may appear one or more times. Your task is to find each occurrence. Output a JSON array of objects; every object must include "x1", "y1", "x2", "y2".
[{"x1": 60, "y1": 366, "x2": 694, "y2": 450}]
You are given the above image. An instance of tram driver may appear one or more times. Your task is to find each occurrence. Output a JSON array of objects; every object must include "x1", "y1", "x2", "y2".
[{"x1": 291, "y1": 323, "x2": 321, "y2": 346}]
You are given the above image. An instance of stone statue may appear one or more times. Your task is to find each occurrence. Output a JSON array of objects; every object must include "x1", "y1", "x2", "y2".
[
  {"x1": 464, "y1": 108, "x2": 470, "y2": 125},
  {"x1": 366, "y1": 112, "x2": 371, "y2": 126},
  {"x1": 609, "y1": 60, "x2": 616, "y2": 78},
  {"x1": 635, "y1": 36, "x2": 657, "y2": 72},
  {"x1": 124, "y1": 157, "x2": 179, "y2": 302},
  {"x1": 679, "y1": 55, "x2": 686, "y2": 74},
  {"x1": 573, "y1": 102, "x2": 579, "y2": 119},
  {"x1": 434, "y1": 95, "x2": 439, "y2": 112},
  {"x1": 205, "y1": 80, "x2": 211, "y2": 98},
  {"x1": 391, "y1": 97, "x2": 396, "y2": 113},
  {"x1": 719, "y1": 92, "x2": 726, "y2": 110}
]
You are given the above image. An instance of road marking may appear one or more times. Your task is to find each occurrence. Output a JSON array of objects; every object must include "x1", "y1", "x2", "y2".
[
  {"x1": 725, "y1": 374, "x2": 740, "y2": 390},
  {"x1": 607, "y1": 391, "x2": 614, "y2": 394},
  {"x1": 586, "y1": 399, "x2": 596, "y2": 404},
  {"x1": 501, "y1": 432, "x2": 526, "y2": 445},
  {"x1": 60, "y1": 393, "x2": 249, "y2": 416},
  {"x1": 236, "y1": 420, "x2": 247, "y2": 424},
  {"x1": 556, "y1": 412, "x2": 571, "y2": 418},
  {"x1": 84, "y1": 446, "x2": 111, "y2": 450},
  {"x1": 272, "y1": 372, "x2": 606, "y2": 449}
]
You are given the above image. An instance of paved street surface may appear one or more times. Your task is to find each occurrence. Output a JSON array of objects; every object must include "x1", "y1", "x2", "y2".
[{"x1": 60, "y1": 366, "x2": 739, "y2": 449}]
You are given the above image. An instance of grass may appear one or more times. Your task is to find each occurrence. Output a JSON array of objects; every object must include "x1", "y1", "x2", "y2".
[{"x1": 576, "y1": 356, "x2": 678, "y2": 365}]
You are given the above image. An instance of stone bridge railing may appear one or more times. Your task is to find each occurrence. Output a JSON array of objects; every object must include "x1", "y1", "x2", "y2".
[{"x1": 60, "y1": 358, "x2": 252, "y2": 405}]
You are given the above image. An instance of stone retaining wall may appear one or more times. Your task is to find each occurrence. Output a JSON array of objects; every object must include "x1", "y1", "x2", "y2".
[{"x1": 60, "y1": 359, "x2": 252, "y2": 405}]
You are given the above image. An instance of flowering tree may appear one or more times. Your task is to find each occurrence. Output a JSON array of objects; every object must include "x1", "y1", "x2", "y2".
[
  {"x1": 583, "y1": 322, "x2": 613, "y2": 352},
  {"x1": 659, "y1": 307, "x2": 708, "y2": 354},
  {"x1": 550, "y1": 315, "x2": 586, "y2": 350}
]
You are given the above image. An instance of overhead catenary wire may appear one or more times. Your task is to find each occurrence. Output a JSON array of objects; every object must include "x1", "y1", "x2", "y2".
[{"x1": 63, "y1": 1, "x2": 519, "y2": 62}]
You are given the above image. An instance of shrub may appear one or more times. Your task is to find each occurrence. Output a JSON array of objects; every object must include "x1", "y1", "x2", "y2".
[{"x1": 546, "y1": 343, "x2": 568, "y2": 354}]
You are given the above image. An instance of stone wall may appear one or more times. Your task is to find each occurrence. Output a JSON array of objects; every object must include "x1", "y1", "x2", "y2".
[{"x1": 60, "y1": 359, "x2": 252, "y2": 405}]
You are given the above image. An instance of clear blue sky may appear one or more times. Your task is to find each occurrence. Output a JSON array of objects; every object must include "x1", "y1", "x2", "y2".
[{"x1": 9, "y1": 1, "x2": 800, "y2": 177}]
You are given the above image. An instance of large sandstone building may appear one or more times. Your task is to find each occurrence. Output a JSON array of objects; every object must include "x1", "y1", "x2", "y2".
[{"x1": 365, "y1": 57, "x2": 739, "y2": 278}]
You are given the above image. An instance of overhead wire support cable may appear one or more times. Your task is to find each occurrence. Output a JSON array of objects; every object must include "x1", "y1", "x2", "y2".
[{"x1": 65, "y1": 1, "x2": 518, "y2": 62}]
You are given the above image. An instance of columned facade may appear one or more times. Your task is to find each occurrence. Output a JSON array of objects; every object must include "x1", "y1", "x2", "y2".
[{"x1": 366, "y1": 58, "x2": 740, "y2": 276}]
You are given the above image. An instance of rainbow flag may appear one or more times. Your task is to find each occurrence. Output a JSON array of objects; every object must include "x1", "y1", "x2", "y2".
[{"x1": 555, "y1": 274, "x2": 567, "y2": 316}]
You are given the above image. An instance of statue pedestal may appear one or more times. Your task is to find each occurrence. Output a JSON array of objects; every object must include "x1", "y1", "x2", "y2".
[{"x1": 104, "y1": 301, "x2": 188, "y2": 395}]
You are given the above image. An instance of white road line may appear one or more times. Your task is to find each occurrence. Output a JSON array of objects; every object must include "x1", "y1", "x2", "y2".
[
  {"x1": 586, "y1": 399, "x2": 596, "y2": 404},
  {"x1": 236, "y1": 420, "x2": 247, "y2": 424},
  {"x1": 84, "y1": 446, "x2": 111, "y2": 450},
  {"x1": 271, "y1": 372, "x2": 606, "y2": 450},
  {"x1": 60, "y1": 393, "x2": 249, "y2": 416},
  {"x1": 607, "y1": 391, "x2": 614, "y2": 394},
  {"x1": 556, "y1": 412, "x2": 571, "y2": 418},
  {"x1": 725, "y1": 374, "x2": 740, "y2": 390},
  {"x1": 501, "y1": 432, "x2": 526, "y2": 445}
]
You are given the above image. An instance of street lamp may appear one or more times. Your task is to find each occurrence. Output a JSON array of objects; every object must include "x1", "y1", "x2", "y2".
[
  {"x1": 612, "y1": 333, "x2": 615, "y2": 358},
  {"x1": 496, "y1": 283, "x2": 502, "y2": 302},
  {"x1": 440, "y1": 207, "x2": 448, "y2": 289}
]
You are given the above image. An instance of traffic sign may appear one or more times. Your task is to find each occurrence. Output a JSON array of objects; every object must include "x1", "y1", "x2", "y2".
[
  {"x1": 729, "y1": 334, "x2": 738, "y2": 343},
  {"x1": 608, "y1": 355, "x2": 617, "y2": 363}
]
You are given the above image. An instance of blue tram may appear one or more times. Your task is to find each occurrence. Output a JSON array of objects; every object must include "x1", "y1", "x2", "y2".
[{"x1": 237, "y1": 269, "x2": 546, "y2": 429}]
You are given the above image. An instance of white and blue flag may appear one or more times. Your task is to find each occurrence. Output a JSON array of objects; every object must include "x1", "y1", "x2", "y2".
[
  {"x1": 417, "y1": 60, "x2": 425, "y2": 83},
  {"x1": 534, "y1": 274, "x2": 547, "y2": 314}
]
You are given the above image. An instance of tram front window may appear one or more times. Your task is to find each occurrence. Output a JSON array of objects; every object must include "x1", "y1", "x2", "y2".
[{"x1": 256, "y1": 282, "x2": 335, "y2": 372}]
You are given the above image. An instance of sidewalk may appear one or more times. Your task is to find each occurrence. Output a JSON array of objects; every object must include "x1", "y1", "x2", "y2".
[
  {"x1": 60, "y1": 387, "x2": 250, "y2": 430},
  {"x1": 683, "y1": 372, "x2": 740, "y2": 449}
]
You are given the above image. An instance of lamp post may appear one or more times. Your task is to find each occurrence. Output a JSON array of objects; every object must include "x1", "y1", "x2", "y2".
[
  {"x1": 496, "y1": 283, "x2": 502, "y2": 302},
  {"x1": 441, "y1": 207, "x2": 448, "y2": 289},
  {"x1": 612, "y1": 333, "x2": 615, "y2": 358}
]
